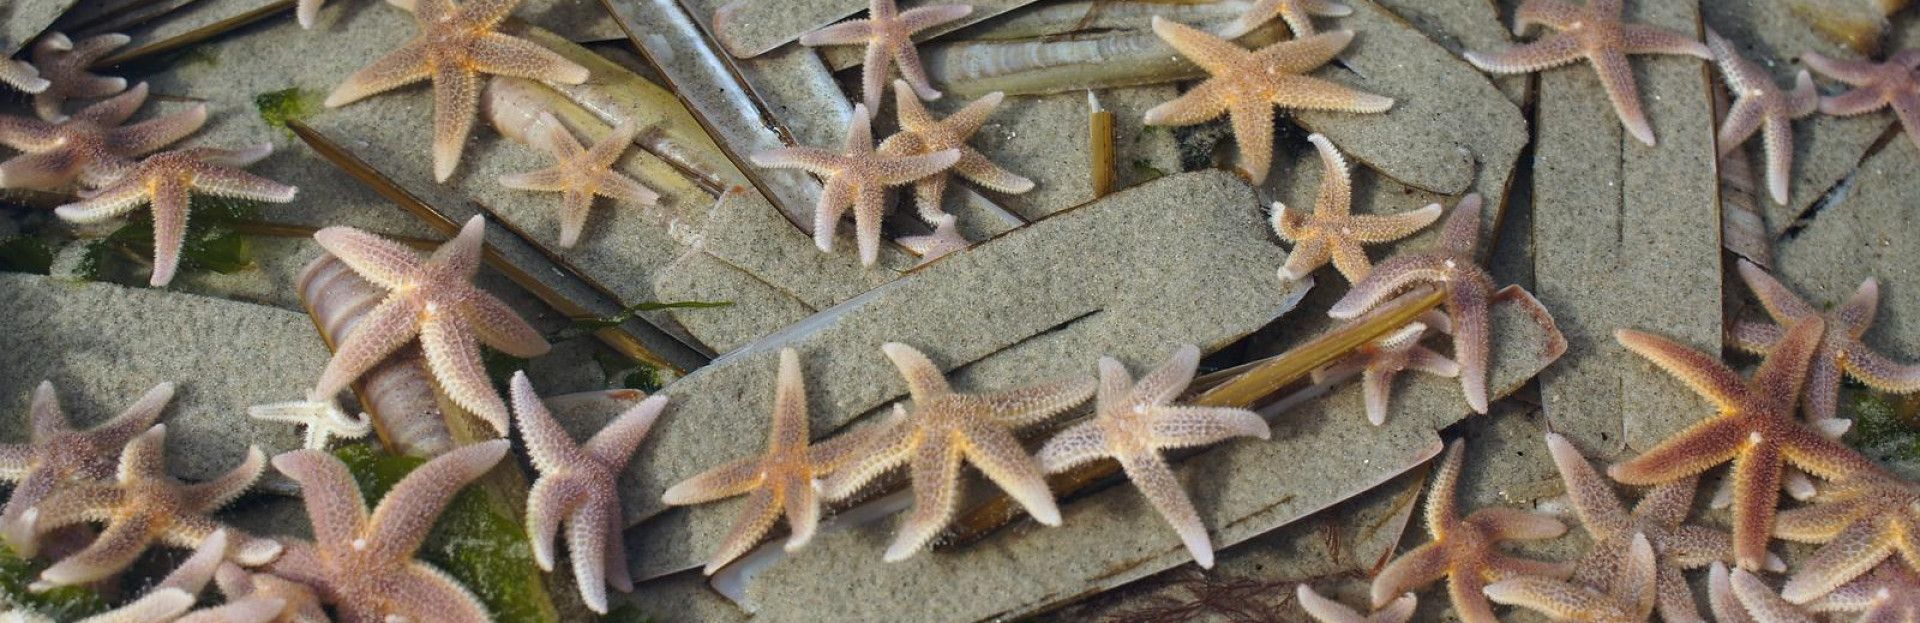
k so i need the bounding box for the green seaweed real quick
[79,196,263,283]
[254,88,320,134]
[1845,390,1920,466]
[0,544,110,620]
[0,236,54,274]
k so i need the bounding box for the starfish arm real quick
[871,149,962,186]
[662,457,766,505]
[1887,92,1920,153]
[1267,75,1395,113]
[1447,570,1499,623]
[1513,0,1586,32]
[1708,564,1759,623]
[897,4,971,33]
[467,33,590,85]
[1482,577,1619,621]
[1608,417,1745,485]
[1348,204,1445,243]
[1805,357,1845,428]
[592,170,660,206]
[749,146,848,176]
[498,166,569,192]
[1787,71,1820,119]
[1772,498,1867,543]
[881,342,952,400]
[1,150,90,191]
[1621,24,1712,58]
[1361,368,1399,426]
[0,115,58,150]
[1464,34,1585,74]
[961,422,1061,526]
[39,514,161,587]
[1146,406,1270,448]
[702,487,779,575]
[1760,115,1796,205]
[1783,520,1897,604]
[174,596,288,623]
[146,178,190,287]
[854,185,885,266]
[1149,17,1251,76]
[1035,423,1111,473]
[1325,254,1453,319]
[943,90,1005,137]
[0,60,47,94]
[1117,451,1214,568]
[323,40,432,107]
[1446,276,1494,414]
[582,395,665,468]
[811,177,856,252]
[182,447,267,511]
[366,440,508,561]
[1732,568,1819,621]
[421,317,513,434]
[1834,277,1882,336]
[602,507,633,593]
[1729,320,1785,354]
[1754,319,1827,410]
[52,178,152,224]
[981,376,1097,428]
[907,171,952,221]
[1253,29,1357,74]
[111,106,211,157]
[309,297,424,402]
[157,528,229,593]
[310,226,424,289]
[509,373,585,471]
[1655,563,1708,623]
[1802,53,1885,84]
[1717,98,1765,156]
[565,498,616,613]
[0,471,63,554]
[297,0,324,27]
[1465,508,1567,541]
[390,564,494,623]
[1406,347,1461,377]
[1424,440,1466,535]
[90,382,178,447]
[1843,343,1920,393]
[429,65,482,182]
[271,450,373,551]
[817,412,913,500]
[1328,239,1374,285]
[1635,476,1702,528]
[1142,79,1233,127]
[1543,433,1632,537]
[1295,584,1375,623]
[1590,51,1658,146]
[1737,260,1819,323]
[1228,100,1277,184]
[950,151,1033,194]
[15,483,118,552]
[1371,543,1448,608]
[1133,345,1202,406]
[780,470,821,553]
[1728,443,1785,570]
[886,434,964,562]
[84,589,197,623]
[1821,86,1893,117]
[889,39,942,102]
[456,292,550,358]
[1614,329,1750,409]
[1279,236,1331,282]
[525,475,586,572]
[66,83,145,128]
[797,19,877,46]
[558,189,593,248]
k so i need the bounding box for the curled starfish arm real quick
[323,41,431,107]
[52,181,154,223]
[887,437,964,562]
[1298,584,1407,623]
[1326,256,1452,319]
[1371,543,1447,608]
[960,423,1061,526]
[248,401,372,449]
[309,297,425,401]
[509,373,583,473]
[1147,407,1270,447]
[457,294,551,358]
[182,447,267,510]
[526,476,584,571]
[1465,35,1585,74]
[1844,344,1920,392]
[1732,567,1819,622]
[1118,451,1213,567]
[884,342,953,400]
[312,226,423,289]
[39,515,164,588]
[367,440,509,561]
[817,412,912,500]
[0,60,48,94]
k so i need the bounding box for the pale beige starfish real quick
[246,400,373,450]
[1707,29,1817,206]
[1803,49,1920,153]
[0,82,208,191]
[797,0,972,112]
[819,342,1095,561]
[1297,584,1415,623]
[55,145,297,287]
[750,104,960,266]
[1711,563,1819,623]
[325,0,590,181]
[1274,133,1441,284]
[499,112,660,248]
[308,216,552,434]
[1311,313,1458,426]
[213,562,330,623]
[897,214,969,265]
[879,80,1032,222]
[0,59,48,94]
[1464,0,1711,146]
[1220,0,1354,39]
[511,372,664,613]
[27,32,129,121]
[0,381,171,557]
[1144,18,1392,185]
[1482,532,1657,623]
[1771,471,1920,604]
[1806,560,1920,623]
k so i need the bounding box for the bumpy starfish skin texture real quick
[0,82,208,191]
[214,562,331,623]
[1275,133,1442,284]
[499,113,660,248]
[266,441,508,623]
[0,59,48,94]
[308,216,552,434]
[879,80,1033,222]
[27,33,130,121]
[797,0,971,112]
[24,425,279,589]
[1329,193,1500,414]
[663,349,882,574]
[1296,584,1415,623]
[819,342,1095,562]
[1711,563,1819,623]
[81,528,235,623]
[898,214,969,265]
[0,381,171,557]
[1483,532,1657,623]
[1311,314,1459,426]
[1143,19,1391,185]
[750,104,960,266]
[1608,319,1882,571]
[1463,0,1712,146]
[55,145,297,287]
[1730,260,1920,431]
[1807,561,1920,623]
[1220,0,1354,39]
[1035,345,1269,569]
[511,372,664,613]
[246,401,373,450]
[1770,472,1920,604]
[325,0,590,182]
[1707,30,1817,205]
[1372,441,1571,623]
[1804,49,1920,153]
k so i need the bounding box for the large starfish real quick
[1275,133,1441,284]
[818,342,1095,562]
[750,104,960,266]
[1311,313,1459,426]
[1296,584,1415,623]
[1803,49,1920,153]
[1371,440,1571,623]
[1806,560,1920,623]
[23,424,280,589]
[0,59,47,94]
[55,145,297,287]
[1770,471,1920,604]
[662,348,881,574]
[0,82,208,191]
[1143,18,1392,185]
[1463,0,1711,146]
[213,562,331,623]
[1220,0,1354,39]
[265,441,506,622]
[498,113,659,249]
[511,372,664,614]
[1707,29,1817,206]
[1730,260,1920,433]
[879,80,1033,222]
[1482,532,1657,623]
[26,32,129,121]
[1034,344,1269,569]
[796,0,971,112]
[325,0,590,182]
[0,381,171,557]
[307,216,552,434]
[1710,563,1819,623]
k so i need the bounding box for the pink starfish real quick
[1803,49,1920,153]
[1710,563,1820,623]
[1707,29,1817,206]
[1310,313,1458,426]
[1771,472,1920,604]
[0,82,208,191]
[1482,532,1657,623]
[0,59,48,94]
[797,0,972,112]
[26,32,130,121]
[1807,561,1920,623]
[1274,133,1442,285]
[1729,259,1920,436]
[0,381,172,557]
[879,79,1033,222]
[498,113,660,249]
[75,528,244,623]
[213,562,330,623]
[1297,584,1415,623]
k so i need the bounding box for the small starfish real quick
[1770,472,1920,604]
[878,80,1033,222]
[499,112,660,249]
[511,372,665,614]
[1607,318,1882,571]
[1482,532,1657,623]
[1730,259,1920,435]
[1707,29,1817,206]
[26,32,130,121]
[898,214,970,265]
[325,0,590,182]
[662,348,881,574]
[246,401,373,450]
[796,0,972,112]
[1329,193,1500,414]
[308,216,553,435]
[213,562,330,623]
[1274,133,1442,284]
[1806,561,1920,623]
[818,342,1095,562]
[1463,0,1711,146]
[265,441,506,622]
[1219,0,1354,39]
[1035,344,1269,569]
[1371,440,1571,623]
[0,59,48,94]
[0,82,208,191]
[1296,584,1415,623]
[1803,49,1920,153]
[1710,563,1820,623]
[750,104,960,266]
[1311,313,1459,426]
[0,381,172,557]
[1143,18,1392,185]
[55,145,297,287]
[23,424,281,589]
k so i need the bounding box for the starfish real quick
[796,0,972,112]
[307,216,552,434]
[1710,563,1820,623]
[1296,584,1415,623]
[1806,561,1920,623]
[297,0,331,29]
[1463,0,1711,146]
[22,424,281,589]
[73,528,238,623]
[0,381,172,557]
[1143,18,1392,185]
[1706,29,1817,206]
[1730,259,1920,434]
[54,145,297,287]
[1803,49,1920,153]
[1607,318,1883,571]
[750,104,960,266]
[878,80,1033,222]
[499,112,660,248]
[662,348,883,574]
[0,59,47,94]
[246,400,373,450]
[325,0,590,182]
[1275,133,1442,284]
[213,563,330,623]
[1219,0,1354,39]
[1311,313,1459,426]
[0,82,208,191]
[1329,193,1501,414]
[1770,471,1920,604]
[1034,344,1269,569]
[26,32,130,121]
[1371,440,1571,623]
[898,214,969,265]
[265,441,506,622]
[818,342,1095,562]
[1482,532,1657,623]
[511,372,665,613]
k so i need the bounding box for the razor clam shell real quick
[297,254,457,458]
